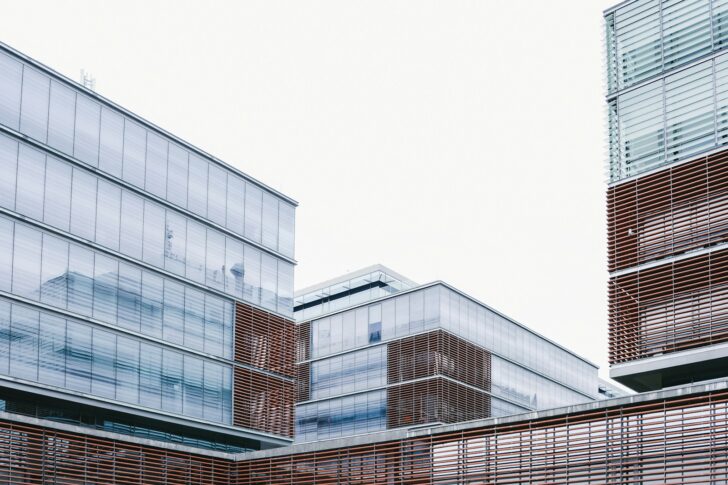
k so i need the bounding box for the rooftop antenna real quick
[80,69,96,91]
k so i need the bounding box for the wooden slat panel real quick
[233,367,294,438]
[234,304,295,378]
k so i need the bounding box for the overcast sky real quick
[0,0,620,380]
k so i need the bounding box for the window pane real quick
[207,164,227,226]
[9,305,39,381]
[144,132,168,198]
[163,280,185,346]
[0,135,17,211]
[120,191,144,260]
[187,155,208,217]
[70,169,97,241]
[12,224,42,300]
[16,144,46,222]
[141,271,163,339]
[203,361,223,422]
[122,120,146,188]
[262,193,279,251]
[162,349,183,414]
[183,355,204,418]
[47,81,75,153]
[92,253,118,323]
[19,66,49,142]
[44,157,72,232]
[204,295,224,356]
[117,263,141,332]
[243,246,261,305]
[226,175,245,235]
[167,143,188,208]
[278,202,295,258]
[185,221,206,284]
[0,51,22,130]
[38,313,66,386]
[244,183,262,243]
[0,219,13,293]
[99,107,124,178]
[67,244,94,316]
[261,253,277,311]
[224,238,244,299]
[164,211,187,276]
[73,95,101,166]
[65,320,92,393]
[142,202,165,267]
[95,180,121,251]
[40,234,69,309]
[278,262,293,316]
[139,342,162,409]
[91,328,116,398]
[184,288,205,352]
[205,229,225,291]
[116,336,140,404]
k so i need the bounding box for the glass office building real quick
[605,0,728,391]
[294,266,598,442]
[0,41,296,451]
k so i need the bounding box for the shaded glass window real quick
[278,202,295,258]
[117,263,142,332]
[185,221,206,284]
[205,230,226,292]
[164,211,187,276]
[15,144,46,222]
[162,280,185,346]
[12,224,41,300]
[122,120,146,188]
[0,51,22,130]
[70,169,98,241]
[187,155,208,218]
[225,175,245,236]
[120,191,144,260]
[65,320,92,393]
[43,156,72,232]
[67,244,94,317]
[92,253,118,324]
[166,143,188,208]
[183,355,204,418]
[40,234,69,309]
[95,180,121,251]
[162,349,183,414]
[0,302,8,374]
[116,336,140,404]
[262,193,279,251]
[47,81,75,154]
[243,246,261,305]
[140,342,162,409]
[145,132,168,198]
[142,202,165,268]
[19,66,49,142]
[9,305,39,381]
[224,238,244,299]
[204,295,224,357]
[38,313,66,387]
[260,253,277,311]
[141,272,164,339]
[0,135,17,211]
[244,183,262,243]
[92,328,116,399]
[184,288,205,352]
[207,164,227,226]
[98,107,124,178]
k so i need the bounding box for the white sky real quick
[0,0,621,380]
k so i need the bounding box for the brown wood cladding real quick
[238,388,728,484]
[233,367,294,438]
[295,321,310,363]
[0,419,232,484]
[234,303,295,378]
[386,377,491,429]
[609,248,728,364]
[387,330,491,392]
[607,147,728,272]
[296,362,310,402]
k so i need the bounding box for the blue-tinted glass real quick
[9,305,39,381]
[369,305,382,344]
[47,81,75,154]
[0,219,13,292]
[120,191,144,260]
[98,107,124,178]
[73,95,101,166]
[38,313,66,387]
[187,155,208,218]
[222,301,233,360]
[141,271,163,339]
[93,253,118,323]
[40,234,68,309]
[162,349,183,414]
[163,280,184,345]
[43,157,72,232]
[164,211,187,276]
[207,164,227,226]
[203,361,223,422]
[15,144,46,221]
[262,193,279,251]
[167,144,188,208]
[92,328,116,399]
[204,295,224,356]
[260,253,277,311]
[224,238,244,299]
[70,169,97,241]
[12,224,41,300]
[122,120,146,188]
[95,180,121,251]
[184,288,205,352]
[278,202,295,258]
[243,246,261,305]
[117,263,141,332]
[0,301,11,374]
[19,66,49,142]
[205,230,226,292]
[65,320,92,393]
[226,175,245,235]
[142,202,165,267]
[222,366,232,423]
[183,355,204,418]
[67,244,94,316]
[0,52,22,130]
[278,262,293,315]
[0,135,17,211]
[140,342,162,409]
[244,183,262,243]
[116,336,140,404]
[185,221,206,284]
[145,132,168,198]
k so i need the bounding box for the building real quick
[605,0,728,391]
[0,41,297,452]
[293,265,599,442]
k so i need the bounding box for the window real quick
[47,81,75,154]
[0,51,22,130]
[19,67,49,142]
[73,95,101,166]
[98,107,124,177]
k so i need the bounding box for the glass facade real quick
[0,50,295,259]
[606,0,728,181]
[295,390,386,442]
[0,132,293,316]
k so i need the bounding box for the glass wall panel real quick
[116,335,140,404]
[15,144,46,221]
[38,313,66,386]
[92,328,116,399]
[184,288,205,352]
[142,202,165,268]
[95,180,121,251]
[73,95,101,166]
[243,246,261,305]
[12,224,41,300]
[141,272,164,339]
[92,253,118,323]
[40,234,68,308]
[0,302,8,374]
[144,132,168,198]
[122,120,146,188]
[224,238,244,299]
[19,66,49,142]
[207,164,227,226]
[278,202,295,258]
[262,193,279,251]
[65,320,92,393]
[140,342,162,409]
[295,390,386,442]
[67,244,94,317]
[205,230,226,292]
[261,253,277,311]
[98,107,124,178]
[163,280,185,346]
[225,175,245,236]
[9,305,39,381]
[70,169,97,241]
[120,191,144,261]
[244,183,262,243]
[187,155,208,218]
[0,136,17,211]
[47,81,76,154]
[185,221,206,284]
[164,211,187,276]
[166,143,188,209]
[44,156,72,232]
[162,349,183,414]
[0,220,13,293]
[0,51,22,130]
